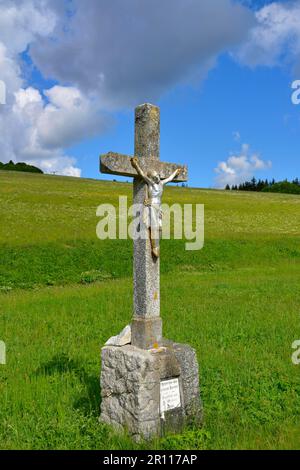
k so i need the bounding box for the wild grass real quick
[0,170,299,449]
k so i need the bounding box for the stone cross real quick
[100,104,201,440]
[100,103,188,349]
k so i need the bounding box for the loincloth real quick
[143,199,162,231]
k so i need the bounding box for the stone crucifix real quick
[100,103,188,349]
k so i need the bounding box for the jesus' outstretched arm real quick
[131,157,152,185]
[162,168,180,185]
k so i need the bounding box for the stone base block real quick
[100,340,202,440]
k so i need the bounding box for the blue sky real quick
[0,0,299,187]
[71,54,298,187]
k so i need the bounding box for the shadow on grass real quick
[35,353,101,417]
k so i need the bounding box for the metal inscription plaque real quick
[160,378,181,413]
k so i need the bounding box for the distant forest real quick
[226,178,300,195]
[0,160,43,174]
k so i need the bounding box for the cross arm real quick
[100,152,188,182]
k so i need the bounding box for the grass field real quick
[0,170,300,449]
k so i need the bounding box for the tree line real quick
[0,160,43,174]
[225,178,300,195]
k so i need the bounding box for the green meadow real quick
[0,170,299,449]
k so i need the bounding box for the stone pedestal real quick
[100,340,202,441]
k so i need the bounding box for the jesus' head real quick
[147,170,160,184]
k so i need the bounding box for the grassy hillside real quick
[0,170,300,449]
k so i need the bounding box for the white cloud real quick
[0,0,113,176]
[37,86,110,149]
[2,0,297,180]
[0,0,256,176]
[0,42,22,100]
[236,1,300,72]
[27,156,82,178]
[1,84,112,176]
[30,0,254,108]
[0,0,56,55]
[1,86,80,176]
[233,131,241,142]
[214,143,272,188]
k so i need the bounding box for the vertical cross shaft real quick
[131,104,162,349]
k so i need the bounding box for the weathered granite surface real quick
[135,103,160,161]
[100,104,187,349]
[100,153,188,182]
[133,174,161,323]
[100,345,161,440]
[173,342,203,425]
[132,104,161,348]
[105,325,131,347]
[131,317,162,350]
[100,340,202,440]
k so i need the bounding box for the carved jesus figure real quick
[131,156,180,258]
